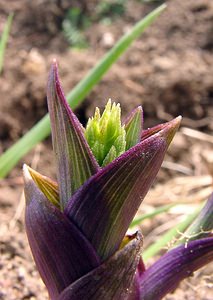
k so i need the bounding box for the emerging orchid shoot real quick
[23,61,213,300]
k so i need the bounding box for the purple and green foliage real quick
[24,62,213,300]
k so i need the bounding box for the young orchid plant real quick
[23,61,213,300]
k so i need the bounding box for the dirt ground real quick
[0,0,212,299]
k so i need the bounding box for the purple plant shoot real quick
[23,61,213,300]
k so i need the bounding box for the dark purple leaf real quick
[59,232,143,300]
[23,165,100,300]
[47,61,99,209]
[65,117,181,260]
[139,237,213,300]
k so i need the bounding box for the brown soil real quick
[0,0,212,299]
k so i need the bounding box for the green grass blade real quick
[175,194,213,245]
[65,4,166,110]
[130,203,176,228]
[0,4,166,178]
[142,204,202,262]
[0,13,13,74]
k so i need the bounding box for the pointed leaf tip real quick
[141,116,181,145]
[23,163,30,183]
[26,165,60,208]
[47,63,99,209]
[23,164,41,204]
[160,116,182,145]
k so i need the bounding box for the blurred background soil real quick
[0,0,212,299]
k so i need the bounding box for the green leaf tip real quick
[124,106,143,150]
[85,99,126,166]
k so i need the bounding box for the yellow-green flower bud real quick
[85,99,126,166]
